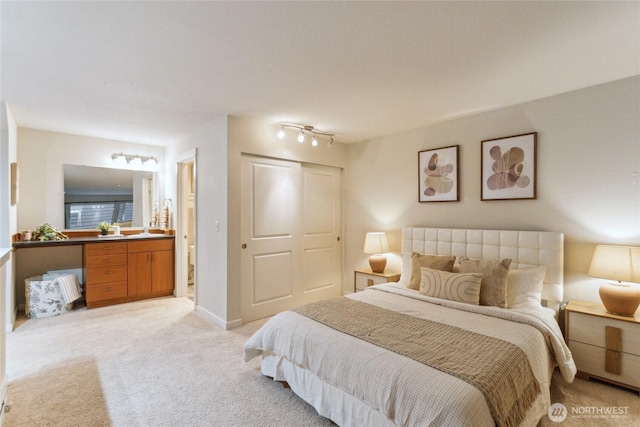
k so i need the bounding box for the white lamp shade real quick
[588,245,640,283]
[363,232,389,254]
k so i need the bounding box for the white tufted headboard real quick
[401,227,564,308]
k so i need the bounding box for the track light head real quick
[276,123,335,147]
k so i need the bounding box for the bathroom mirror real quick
[63,164,155,229]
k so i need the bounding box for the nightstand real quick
[354,269,401,292]
[565,300,640,394]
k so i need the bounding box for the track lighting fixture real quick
[111,152,157,167]
[276,124,336,147]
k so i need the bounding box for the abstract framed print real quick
[481,132,537,200]
[418,145,459,202]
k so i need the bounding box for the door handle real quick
[242,243,247,249]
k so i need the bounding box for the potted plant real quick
[32,223,68,241]
[97,221,111,235]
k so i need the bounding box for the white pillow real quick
[397,252,412,287]
[507,267,546,309]
[420,267,482,305]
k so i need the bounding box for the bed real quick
[244,227,576,426]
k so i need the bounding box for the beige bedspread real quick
[244,284,576,426]
[293,297,539,427]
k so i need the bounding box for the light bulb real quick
[129,155,142,167]
[298,130,305,143]
[277,127,285,139]
[311,135,318,147]
[144,157,157,166]
[112,153,126,165]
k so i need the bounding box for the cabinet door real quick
[152,250,174,293]
[128,252,152,296]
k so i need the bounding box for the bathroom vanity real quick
[13,231,175,309]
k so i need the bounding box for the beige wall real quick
[164,116,229,326]
[345,76,640,305]
[1,103,18,330]
[164,116,347,328]
[17,128,166,232]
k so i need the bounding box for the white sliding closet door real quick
[241,156,341,323]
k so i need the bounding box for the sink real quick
[128,233,167,238]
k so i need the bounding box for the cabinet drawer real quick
[85,242,128,256]
[569,340,640,388]
[128,238,174,253]
[355,272,389,291]
[86,265,128,284]
[568,312,640,356]
[86,281,128,303]
[85,253,127,268]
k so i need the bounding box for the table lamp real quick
[588,244,640,316]
[363,232,389,273]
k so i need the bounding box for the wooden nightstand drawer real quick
[570,341,640,388]
[354,270,401,292]
[568,311,640,356]
[565,300,640,394]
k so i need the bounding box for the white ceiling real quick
[1,1,638,146]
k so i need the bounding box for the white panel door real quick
[299,164,342,305]
[241,156,341,322]
[241,156,301,321]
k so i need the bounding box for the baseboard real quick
[195,304,242,330]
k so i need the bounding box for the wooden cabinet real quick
[84,237,174,308]
[354,269,401,292]
[565,300,640,394]
[128,239,174,297]
[85,241,128,306]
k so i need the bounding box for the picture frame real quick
[481,132,537,201]
[418,145,459,202]
[11,162,19,206]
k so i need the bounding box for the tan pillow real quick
[420,267,482,305]
[458,257,512,308]
[409,252,456,290]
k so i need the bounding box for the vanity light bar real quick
[112,153,157,166]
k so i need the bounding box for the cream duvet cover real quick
[244,284,576,427]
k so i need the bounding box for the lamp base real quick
[368,254,387,274]
[599,282,640,316]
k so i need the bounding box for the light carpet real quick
[5,297,639,426]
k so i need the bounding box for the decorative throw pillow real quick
[507,267,546,309]
[458,257,512,308]
[420,267,482,305]
[409,252,456,290]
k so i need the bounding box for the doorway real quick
[177,150,196,303]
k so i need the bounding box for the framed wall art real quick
[481,132,537,201]
[11,162,19,206]
[418,145,459,202]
